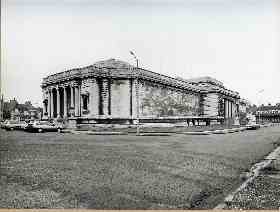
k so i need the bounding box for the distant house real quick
[4,99,42,121]
[10,108,21,121]
[255,104,280,123]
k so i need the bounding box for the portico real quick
[42,78,116,120]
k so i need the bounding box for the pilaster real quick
[131,78,138,118]
[101,79,109,116]
[89,78,99,116]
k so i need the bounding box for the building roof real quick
[187,76,224,87]
[93,58,134,69]
[42,58,240,98]
[257,105,280,111]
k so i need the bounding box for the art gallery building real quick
[41,59,240,127]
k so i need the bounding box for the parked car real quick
[0,120,8,129]
[25,121,64,133]
[246,124,261,130]
[2,120,25,131]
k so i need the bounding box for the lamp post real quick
[257,89,264,124]
[130,51,140,135]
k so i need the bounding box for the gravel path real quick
[225,147,280,209]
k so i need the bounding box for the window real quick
[82,94,89,111]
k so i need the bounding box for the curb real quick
[212,129,228,134]
[86,131,127,135]
[136,133,172,136]
[179,125,263,136]
[214,145,280,209]
[69,130,127,135]
[178,131,212,135]
[63,125,266,136]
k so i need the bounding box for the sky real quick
[1,0,280,106]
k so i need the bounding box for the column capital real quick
[87,78,97,83]
[60,83,70,88]
[70,80,81,87]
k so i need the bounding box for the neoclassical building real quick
[41,59,240,126]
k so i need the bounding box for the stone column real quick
[79,85,81,116]
[89,78,99,116]
[42,90,47,118]
[101,79,109,116]
[56,86,61,118]
[224,99,228,118]
[230,102,233,118]
[69,85,74,117]
[70,86,74,108]
[74,86,79,116]
[227,100,230,118]
[50,89,54,118]
[81,95,84,115]
[63,86,67,117]
[232,102,235,118]
[233,102,235,118]
[228,101,231,118]
[42,102,46,118]
[229,101,232,118]
[48,90,51,119]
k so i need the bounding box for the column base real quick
[68,118,78,129]
[42,116,49,121]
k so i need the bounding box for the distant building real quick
[41,58,242,127]
[0,95,3,121]
[255,104,280,123]
[3,99,42,121]
[239,98,250,113]
[10,108,21,121]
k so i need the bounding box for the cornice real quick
[41,64,239,98]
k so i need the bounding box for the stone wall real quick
[139,81,200,117]
[80,78,99,117]
[111,79,131,118]
[203,93,219,117]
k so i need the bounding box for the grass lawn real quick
[1,126,280,209]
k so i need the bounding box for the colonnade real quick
[224,99,236,118]
[43,84,80,119]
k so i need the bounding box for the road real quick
[0,126,280,209]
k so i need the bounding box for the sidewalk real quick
[222,144,280,209]
[66,123,270,135]
[63,123,271,136]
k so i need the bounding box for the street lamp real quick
[257,89,264,124]
[130,51,140,135]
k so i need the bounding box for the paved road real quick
[0,126,280,209]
